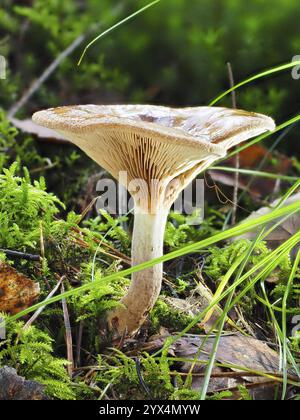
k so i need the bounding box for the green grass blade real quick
[210,166,299,182]
[157,230,300,356]
[281,249,300,399]
[78,0,161,65]
[209,60,300,106]
[199,231,266,400]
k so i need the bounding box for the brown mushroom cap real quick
[32,104,274,148]
[33,104,275,211]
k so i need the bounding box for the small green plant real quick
[70,262,129,352]
[205,239,292,314]
[84,210,130,253]
[149,299,196,333]
[0,111,46,173]
[0,162,63,250]
[206,240,270,279]
[96,349,180,400]
[164,209,222,250]
[0,314,75,400]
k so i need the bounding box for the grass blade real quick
[78,0,161,65]
[210,166,299,182]
[281,249,300,399]
[209,60,300,106]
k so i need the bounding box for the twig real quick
[61,283,74,378]
[76,321,84,368]
[23,276,64,329]
[170,370,298,382]
[70,225,131,263]
[0,248,41,262]
[7,31,91,119]
[78,196,101,224]
[227,62,239,225]
[30,159,58,174]
[208,379,279,395]
[135,358,154,399]
[8,2,125,119]
[73,365,299,384]
[39,220,45,261]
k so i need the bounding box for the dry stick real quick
[210,379,279,395]
[70,225,132,263]
[30,159,58,174]
[0,248,40,261]
[78,196,101,225]
[61,283,74,377]
[76,321,84,368]
[73,365,299,384]
[227,62,239,225]
[23,276,65,330]
[39,220,45,261]
[7,32,89,119]
[70,233,130,263]
[168,370,297,381]
[7,2,124,119]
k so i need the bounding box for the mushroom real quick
[32,104,275,335]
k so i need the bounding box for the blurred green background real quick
[0,0,299,168]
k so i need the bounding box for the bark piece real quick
[0,367,47,400]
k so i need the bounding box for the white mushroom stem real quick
[108,206,169,335]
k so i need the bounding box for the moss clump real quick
[0,315,76,400]
[149,299,195,333]
[0,162,63,250]
[96,350,181,400]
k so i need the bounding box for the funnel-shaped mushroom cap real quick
[33,105,275,211]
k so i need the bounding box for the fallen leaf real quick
[0,366,47,400]
[9,117,69,144]
[0,262,40,314]
[140,333,295,399]
[175,334,280,375]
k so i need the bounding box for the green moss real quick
[149,299,196,333]
[0,162,63,250]
[70,263,129,353]
[83,210,131,254]
[205,239,292,282]
[96,350,179,400]
[164,209,223,250]
[0,314,76,400]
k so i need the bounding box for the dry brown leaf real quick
[142,333,292,398]
[0,262,40,314]
[143,333,283,376]
[175,334,280,375]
